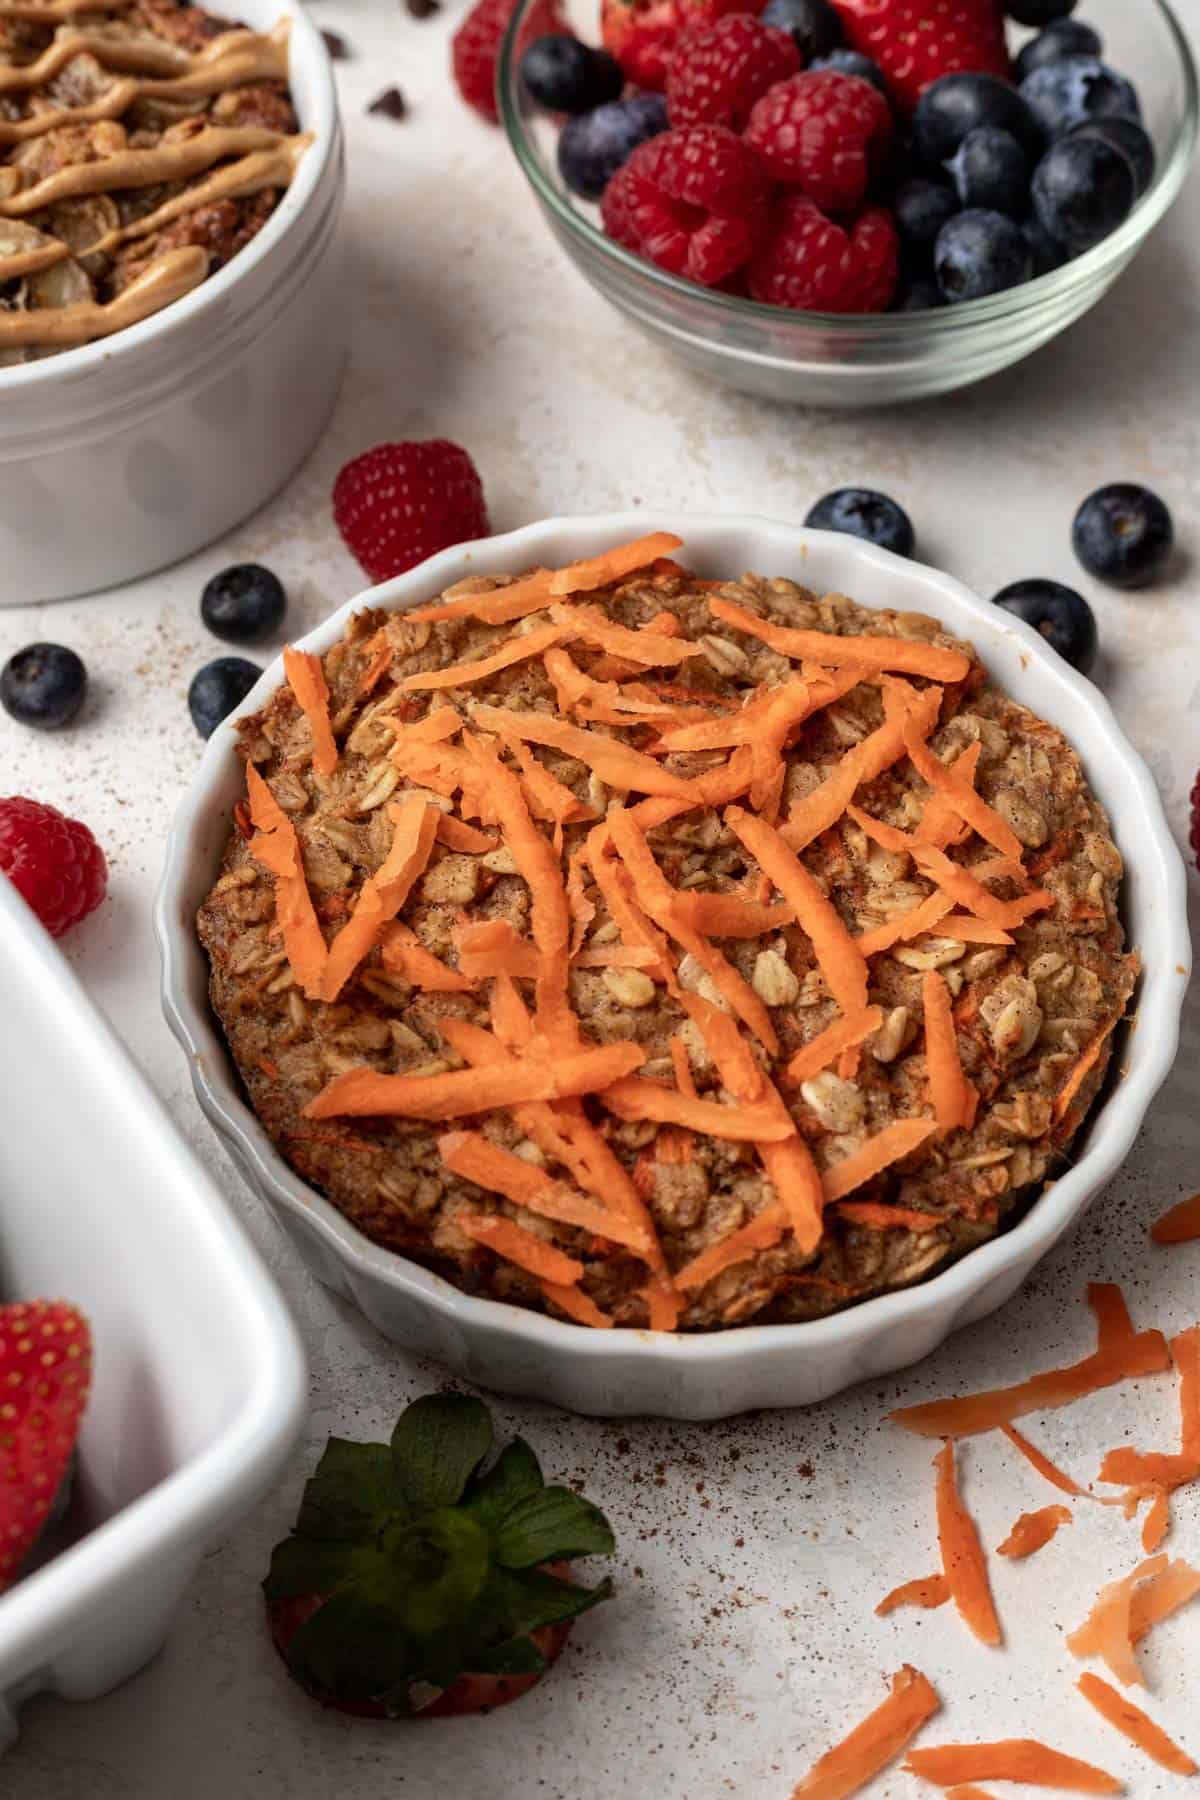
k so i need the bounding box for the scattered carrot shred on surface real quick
[923,970,969,1134]
[1098,1324,1200,1493]
[399,622,568,692]
[1140,1487,1171,1552]
[1076,1673,1198,1776]
[1000,1424,1093,1500]
[875,1575,950,1616]
[890,1283,1170,1438]
[538,1280,614,1329]
[789,1665,941,1800]
[1129,1558,1200,1643]
[304,1042,644,1121]
[942,1788,999,1800]
[783,1008,883,1087]
[245,763,328,999]
[822,1119,938,1205]
[457,1212,584,1285]
[708,596,970,684]
[282,646,338,778]
[1066,1552,1168,1687]
[380,922,474,992]
[319,798,439,1003]
[996,1504,1072,1559]
[904,1740,1121,1793]
[933,1442,1002,1646]
[1151,1191,1200,1244]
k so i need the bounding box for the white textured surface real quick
[2,0,1200,1790]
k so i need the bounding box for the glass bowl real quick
[499,0,1197,407]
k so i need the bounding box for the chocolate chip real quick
[368,85,408,120]
[405,0,440,16]
[320,27,349,57]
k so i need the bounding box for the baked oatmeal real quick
[0,0,309,363]
[198,532,1138,1333]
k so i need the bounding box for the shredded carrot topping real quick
[935,915,1014,946]
[437,1130,650,1252]
[905,1741,1121,1793]
[601,1077,795,1143]
[319,797,439,1003]
[305,1041,645,1121]
[436,814,500,854]
[781,685,943,853]
[1151,1191,1200,1245]
[547,531,685,596]
[379,922,474,992]
[890,1284,1171,1437]
[857,890,955,957]
[910,842,1053,929]
[550,600,697,668]
[822,1120,938,1205]
[875,1575,950,1616]
[283,645,338,778]
[836,1203,944,1231]
[916,740,981,849]
[245,763,328,999]
[789,1664,941,1800]
[783,1008,883,1088]
[456,918,543,982]
[457,1212,584,1285]
[539,1280,614,1329]
[670,1035,697,1099]
[708,596,971,684]
[1053,1010,1123,1124]
[923,970,969,1134]
[760,1133,825,1255]
[674,1202,787,1293]
[473,704,696,801]
[407,568,558,626]
[934,1442,1002,1646]
[889,690,1023,863]
[399,622,570,692]
[996,1504,1072,1559]
[1076,1673,1197,1777]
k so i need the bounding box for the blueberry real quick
[1068,115,1155,197]
[1006,0,1077,25]
[948,127,1030,217]
[201,563,287,645]
[760,0,841,62]
[1023,211,1068,275]
[993,579,1097,675]
[804,489,915,558]
[0,642,87,730]
[934,209,1033,302]
[1014,19,1103,84]
[1032,135,1134,253]
[893,176,958,250]
[188,657,262,739]
[558,93,667,201]
[913,73,1043,166]
[1019,56,1140,139]
[891,274,946,311]
[520,36,623,114]
[810,49,887,95]
[1073,484,1174,590]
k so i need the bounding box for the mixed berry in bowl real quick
[506,0,1157,315]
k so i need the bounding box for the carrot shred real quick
[726,807,869,1017]
[1000,1424,1092,1499]
[549,601,697,668]
[781,686,943,853]
[671,891,794,939]
[456,919,543,982]
[438,1130,650,1253]
[399,622,569,692]
[760,1133,826,1255]
[435,814,499,854]
[379,922,475,992]
[305,1040,644,1121]
[891,696,1023,863]
[355,640,393,698]
[1076,1673,1197,1777]
[1129,1557,1200,1644]
[245,764,328,999]
[1068,1553,1169,1687]
[408,568,558,626]
[904,1741,1121,1793]
[601,1077,795,1144]
[934,1442,1002,1646]
[1098,1324,1200,1493]
[539,1280,614,1329]
[935,915,1014,946]
[892,1284,1170,1438]
[669,1035,697,1100]
[910,843,1053,929]
[836,1203,944,1231]
[923,970,969,1134]
[674,1202,787,1293]
[393,706,465,744]
[789,1664,941,1800]
[783,1008,883,1087]
[457,1212,584,1285]
[547,531,685,596]
[565,847,596,954]
[875,1575,950,1616]
[1052,1011,1123,1124]
[283,646,338,778]
[1151,1191,1200,1245]
[996,1503,1072,1559]
[822,1120,938,1205]
[473,704,696,801]
[943,1788,999,1800]
[572,944,658,970]
[1141,1487,1171,1552]
[708,596,970,684]
[319,798,440,1002]
[858,891,955,957]
[642,1279,680,1331]
[917,741,982,849]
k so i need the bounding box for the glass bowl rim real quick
[498,0,1199,337]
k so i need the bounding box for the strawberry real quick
[0,1301,92,1592]
[263,1394,615,1717]
[601,0,766,93]
[332,439,490,586]
[827,0,1010,112]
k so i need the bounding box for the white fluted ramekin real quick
[156,514,1190,1419]
[0,0,344,605]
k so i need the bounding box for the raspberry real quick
[828,0,1009,112]
[601,0,766,93]
[600,124,771,287]
[1191,771,1200,873]
[0,798,108,939]
[744,69,892,213]
[452,0,569,122]
[748,194,899,311]
[333,440,490,585]
[666,14,801,132]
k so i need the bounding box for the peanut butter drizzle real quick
[0,242,206,345]
[3,123,291,215]
[0,25,292,142]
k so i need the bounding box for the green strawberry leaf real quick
[391,1394,493,1511]
[284,1588,415,1705]
[296,1439,399,1541]
[494,1486,616,1568]
[490,1566,615,1637]
[470,1635,548,1678]
[464,1436,544,1528]
[380,1509,492,1640]
[262,1534,363,1604]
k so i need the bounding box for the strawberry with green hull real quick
[264,1394,615,1717]
[0,1300,92,1592]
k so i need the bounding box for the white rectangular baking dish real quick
[0,875,306,1752]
